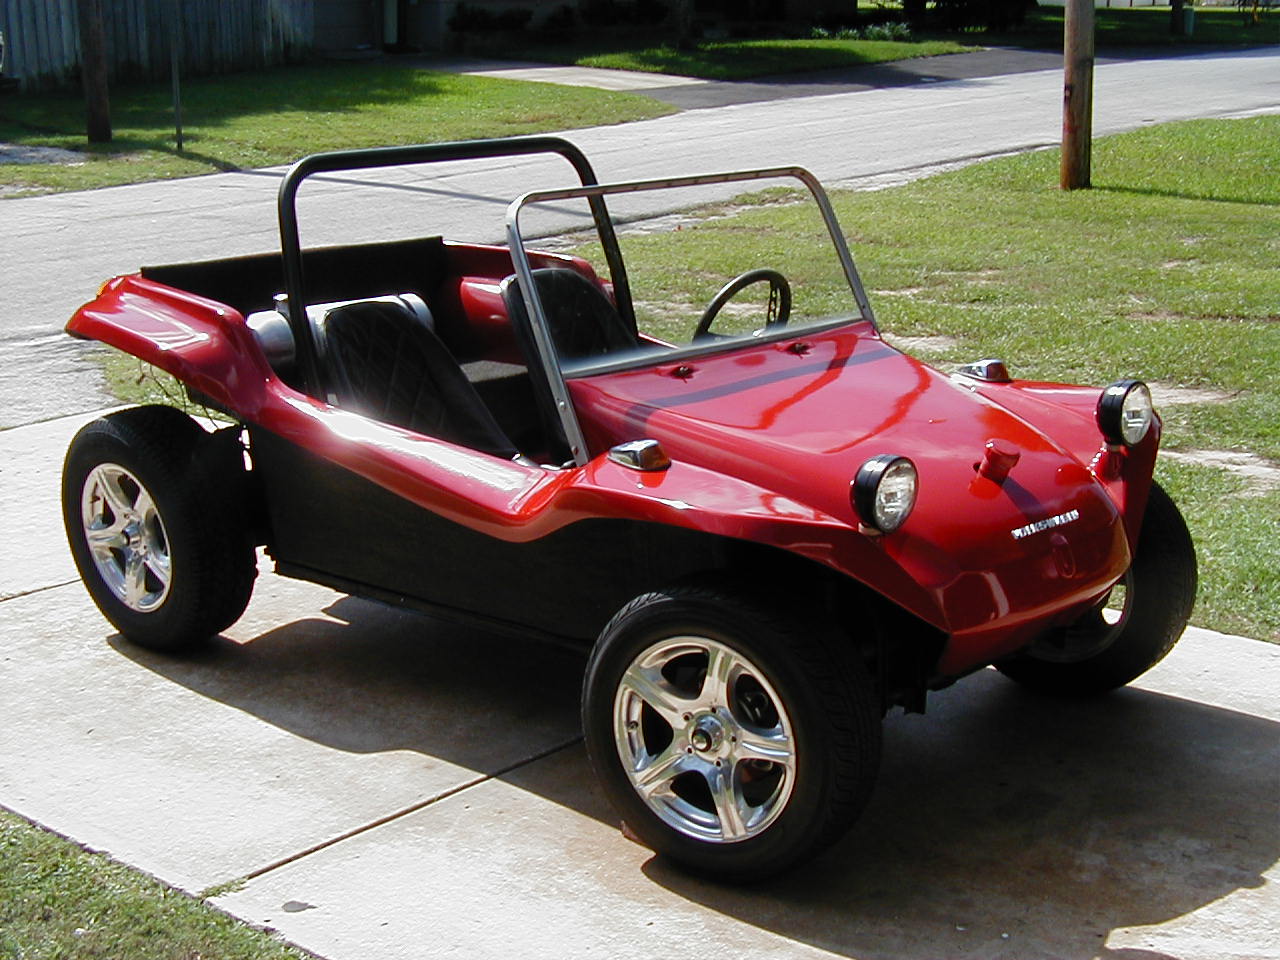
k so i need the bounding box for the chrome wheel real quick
[80,462,171,613]
[613,636,796,843]
[63,406,258,651]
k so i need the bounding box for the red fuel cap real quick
[978,440,1021,483]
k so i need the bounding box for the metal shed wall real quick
[0,0,314,90]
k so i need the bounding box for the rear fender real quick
[67,275,273,421]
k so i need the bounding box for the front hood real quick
[569,327,1130,645]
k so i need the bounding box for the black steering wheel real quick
[693,269,792,342]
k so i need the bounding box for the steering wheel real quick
[693,269,792,342]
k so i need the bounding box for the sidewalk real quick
[2,410,1277,959]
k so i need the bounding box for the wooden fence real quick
[0,0,315,90]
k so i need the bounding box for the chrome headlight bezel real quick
[852,455,918,535]
[1096,379,1154,447]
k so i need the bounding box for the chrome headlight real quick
[852,455,917,534]
[1097,379,1153,447]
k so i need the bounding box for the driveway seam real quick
[1,579,80,603]
[239,734,585,883]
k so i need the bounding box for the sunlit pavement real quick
[2,410,1276,960]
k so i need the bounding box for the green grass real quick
[0,809,305,960]
[0,62,674,197]
[833,116,1280,458]
[496,6,1275,80]
[983,4,1280,48]
[1155,458,1279,642]
[512,35,968,80]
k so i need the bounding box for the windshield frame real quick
[504,166,877,468]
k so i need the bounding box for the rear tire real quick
[997,482,1196,694]
[582,581,881,881]
[62,405,256,652]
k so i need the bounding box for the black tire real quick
[581,581,881,881]
[997,481,1197,695]
[62,405,257,652]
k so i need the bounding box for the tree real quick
[672,0,697,49]
[76,0,111,143]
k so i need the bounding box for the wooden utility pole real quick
[1060,0,1095,190]
[76,0,112,143]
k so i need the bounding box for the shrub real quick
[809,22,912,40]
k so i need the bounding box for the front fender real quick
[966,378,1160,553]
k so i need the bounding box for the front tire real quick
[997,481,1197,694]
[62,405,257,652]
[582,581,881,881]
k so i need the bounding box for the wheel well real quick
[691,537,947,715]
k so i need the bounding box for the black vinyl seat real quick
[502,268,636,361]
[316,299,519,460]
[501,268,636,463]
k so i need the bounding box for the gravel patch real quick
[1160,449,1280,497]
[1149,383,1237,407]
[0,143,84,165]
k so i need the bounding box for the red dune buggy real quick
[62,137,1196,880]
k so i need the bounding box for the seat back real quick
[317,299,518,460]
[501,268,636,464]
[505,268,635,361]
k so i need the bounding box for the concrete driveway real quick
[2,411,1277,960]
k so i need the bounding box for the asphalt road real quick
[2,46,1278,428]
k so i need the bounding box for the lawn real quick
[500,5,1276,79]
[0,809,307,960]
[987,3,1280,48]
[0,62,674,197]
[507,35,969,80]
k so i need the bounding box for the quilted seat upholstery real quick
[317,299,518,460]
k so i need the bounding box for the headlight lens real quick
[1096,379,1154,447]
[852,455,917,534]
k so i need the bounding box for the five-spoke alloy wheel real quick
[80,462,173,614]
[63,405,257,652]
[613,635,797,844]
[583,581,881,881]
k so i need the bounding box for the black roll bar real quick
[277,135,633,399]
